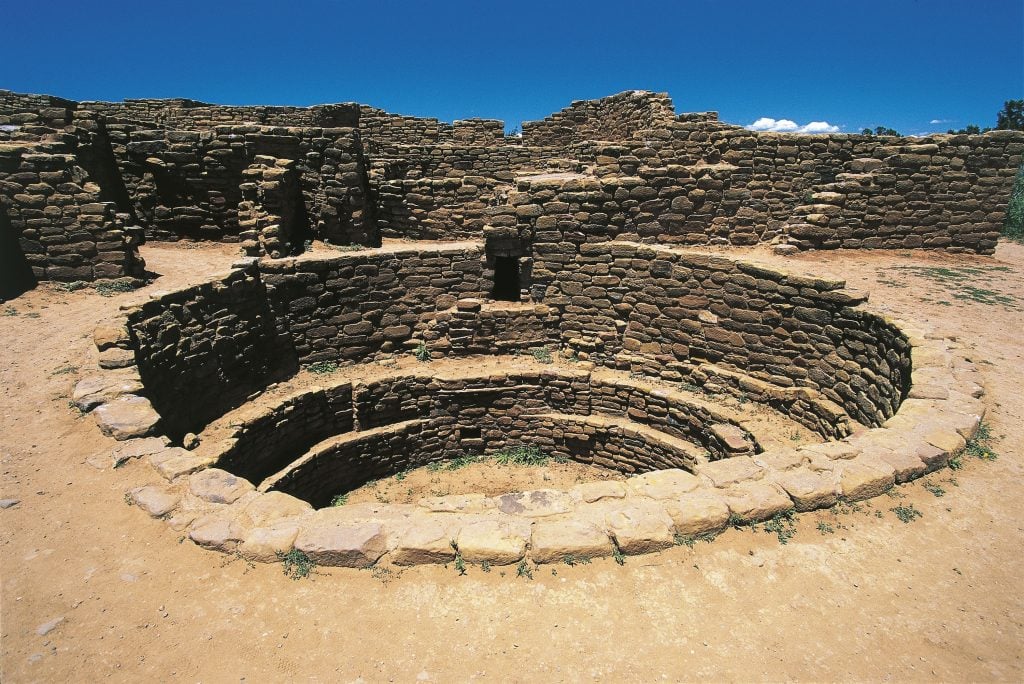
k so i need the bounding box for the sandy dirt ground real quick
[1,240,1022,682]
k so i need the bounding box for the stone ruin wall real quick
[2,88,1022,293]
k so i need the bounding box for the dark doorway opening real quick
[0,210,36,300]
[491,256,520,301]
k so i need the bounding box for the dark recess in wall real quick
[0,210,36,300]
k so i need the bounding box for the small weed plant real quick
[892,503,923,523]
[493,445,548,466]
[516,559,533,579]
[330,493,349,507]
[612,547,625,566]
[763,511,797,544]
[414,342,430,362]
[278,549,315,579]
[530,346,553,364]
[923,481,946,497]
[816,521,835,535]
[307,360,339,374]
[95,280,135,297]
[966,421,998,461]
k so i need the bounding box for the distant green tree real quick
[996,99,1024,131]
[947,124,985,134]
[861,126,901,137]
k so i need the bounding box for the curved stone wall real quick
[75,245,989,571]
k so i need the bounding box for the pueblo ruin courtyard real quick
[1,89,1023,680]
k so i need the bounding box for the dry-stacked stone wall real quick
[521,90,676,146]
[237,156,304,258]
[77,98,360,129]
[4,87,1020,287]
[125,262,297,438]
[506,179,910,428]
[94,123,373,247]
[0,140,145,282]
[76,242,990,570]
[259,245,489,364]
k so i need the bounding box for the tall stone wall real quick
[124,262,297,438]
[0,140,145,283]
[96,122,374,247]
[78,98,360,129]
[509,179,912,427]
[259,245,489,364]
[521,90,677,146]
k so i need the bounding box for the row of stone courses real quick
[74,285,984,568]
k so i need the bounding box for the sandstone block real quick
[663,490,730,536]
[295,520,388,568]
[627,469,700,499]
[604,500,675,555]
[93,396,160,440]
[189,515,246,552]
[129,485,180,518]
[530,519,612,563]
[239,523,302,563]
[98,347,136,369]
[189,468,254,504]
[837,458,895,501]
[771,468,838,511]
[391,518,457,565]
[569,481,626,503]
[496,489,573,517]
[93,324,130,351]
[73,371,144,413]
[241,491,313,526]
[723,482,794,522]
[697,457,763,488]
[150,448,210,481]
[455,518,530,564]
[871,449,927,483]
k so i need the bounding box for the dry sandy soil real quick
[1,240,1022,682]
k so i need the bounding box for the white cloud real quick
[929,118,952,125]
[745,117,840,134]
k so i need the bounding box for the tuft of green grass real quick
[94,280,135,297]
[452,543,467,576]
[816,521,835,535]
[414,342,430,362]
[307,360,339,375]
[763,511,797,545]
[444,453,483,470]
[563,554,592,566]
[516,559,533,579]
[2,306,18,316]
[493,445,548,466]
[530,346,553,364]
[278,549,315,579]
[892,504,923,524]
[480,560,491,573]
[965,420,998,461]
[612,546,626,566]
[674,532,696,548]
[924,481,946,497]
[329,493,348,507]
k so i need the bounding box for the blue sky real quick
[1,0,1021,135]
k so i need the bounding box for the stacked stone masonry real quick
[11,84,1000,570]
[72,231,987,569]
[4,87,1020,291]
